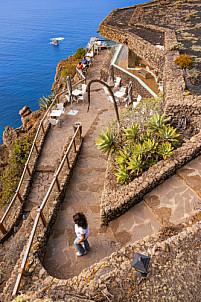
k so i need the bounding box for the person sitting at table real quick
[81,57,88,69]
[77,61,84,72]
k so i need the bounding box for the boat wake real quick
[51,37,64,41]
[50,37,64,45]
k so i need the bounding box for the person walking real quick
[73,213,90,256]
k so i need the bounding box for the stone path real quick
[42,50,201,279]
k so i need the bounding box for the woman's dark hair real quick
[79,61,82,64]
[73,213,88,229]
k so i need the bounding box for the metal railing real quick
[0,78,86,237]
[12,123,82,297]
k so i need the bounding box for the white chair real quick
[114,77,121,87]
[103,86,109,95]
[82,84,87,94]
[133,95,142,108]
[137,95,142,102]
[107,96,114,103]
[57,103,65,113]
[49,118,58,126]
[119,86,127,95]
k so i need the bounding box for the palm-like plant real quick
[38,95,54,110]
[143,138,158,154]
[127,155,143,175]
[133,143,146,157]
[146,113,170,133]
[157,125,180,143]
[123,123,139,142]
[115,147,131,166]
[158,142,174,159]
[96,128,118,156]
[115,164,129,185]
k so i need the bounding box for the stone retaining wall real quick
[99,22,164,73]
[10,219,201,301]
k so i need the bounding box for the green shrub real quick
[74,47,87,59]
[96,127,118,156]
[61,63,77,79]
[38,94,54,110]
[174,54,193,69]
[168,42,184,51]
[1,133,34,206]
[96,110,180,185]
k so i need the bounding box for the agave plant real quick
[96,127,118,156]
[115,164,129,185]
[143,138,158,154]
[115,147,131,166]
[123,123,139,142]
[133,143,146,157]
[127,155,143,175]
[157,125,180,142]
[38,94,54,110]
[146,113,170,133]
[158,142,174,159]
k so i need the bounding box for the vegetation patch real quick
[96,94,181,186]
[0,133,34,206]
[174,54,193,69]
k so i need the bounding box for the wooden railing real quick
[0,79,86,237]
[12,123,82,297]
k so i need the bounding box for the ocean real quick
[0,0,144,144]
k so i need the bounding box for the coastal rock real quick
[19,105,32,118]
[3,126,19,149]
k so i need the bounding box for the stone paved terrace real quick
[41,49,201,279]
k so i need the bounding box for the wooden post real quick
[34,142,39,154]
[17,191,23,204]
[73,138,76,153]
[0,223,7,235]
[66,155,70,169]
[40,211,47,227]
[26,165,31,177]
[41,122,45,134]
[55,176,61,192]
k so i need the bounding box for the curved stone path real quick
[42,50,201,279]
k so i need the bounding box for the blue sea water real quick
[0,0,144,144]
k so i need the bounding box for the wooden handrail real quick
[12,123,82,297]
[12,211,41,297]
[0,75,86,236]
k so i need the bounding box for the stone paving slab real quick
[144,172,201,225]
[177,155,201,198]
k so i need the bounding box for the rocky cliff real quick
[51,55,79,93]
[0,106,44,194]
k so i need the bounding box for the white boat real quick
[52,38,59,45]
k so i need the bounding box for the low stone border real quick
[9,216,201,301]
[100,131,201,225]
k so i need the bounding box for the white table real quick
[72,89,83,96]
[114,91,126,98]
[50,109,63,117]
[86,52,94,58]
